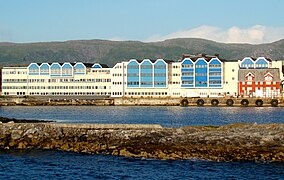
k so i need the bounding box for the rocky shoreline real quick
[0,116,55,123]
[0,123,284,162]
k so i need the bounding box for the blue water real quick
[1,106,284,179]
[0,106,283,127]
[0,149,283,179]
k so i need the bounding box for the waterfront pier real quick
[0,96,283,107]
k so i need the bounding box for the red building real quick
[238,69,281,97]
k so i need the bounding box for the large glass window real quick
[195,59,208,87]
[154,60,167,87]
[127,60,140,88]
[28,63,39,75]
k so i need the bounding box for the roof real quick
[131,59,174,64]
[238,68,280,82]
[34,62,109,68]
[99,64,109,68]
[180,53,231,62]
[241,57,272,62]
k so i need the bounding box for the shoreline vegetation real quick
[0,120,284,162]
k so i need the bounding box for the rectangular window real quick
[141,65,152,68]
[209,64,221,68]
[182,64,193,68]
[154,65,166,69]
[182,72,194,76]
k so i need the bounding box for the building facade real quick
[238,57,282,97]
[1,55,283,98]
[2,62,112,96]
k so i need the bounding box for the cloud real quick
[109,37,126,42]
[145,25,284,44]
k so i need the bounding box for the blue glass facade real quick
[208,58,222,87]
[195,59,208,88]
[50,63,61,77]
[154,60,167,87]
[28,63,39,75]
[127,60,140,88]
[40,63,50,75]
[126,59,168,88]
[240,58,254,68]
[181,59,194,88]
[180,58,223,88]
[74,63,86,75]
[27,62,105,77]
[62,63,73,77]
[140,60,153,87]
[255,58,268,68]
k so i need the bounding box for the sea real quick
[0,106,284,179]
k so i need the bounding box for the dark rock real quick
[0,123,284,162]
[0,116,55,123]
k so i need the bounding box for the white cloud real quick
[145,25,284,44]
[109,37,126,42]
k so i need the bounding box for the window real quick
[182,64,193,68]
[247,74,254,81]
[195,65,207,68]
[265,76,273,82]
[141,65,152,68]
[209,64,221,68]
[182,72,193,76]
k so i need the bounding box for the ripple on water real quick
[0,150,284,179]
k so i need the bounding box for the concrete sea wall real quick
[114,97,180,106]
[1,123,284,162]
[0,97,283,107]
[0,97,115,106]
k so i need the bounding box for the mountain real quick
[0,38,284,67]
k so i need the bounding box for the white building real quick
[1,55,283,98]
[2,62,112,96]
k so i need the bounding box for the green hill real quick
[0,38,283,67]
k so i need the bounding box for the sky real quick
[1,0,284,44]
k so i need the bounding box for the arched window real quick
[140,59,153,87]
[264,72,273,82]
[209,58,222,87]
[181,58,194,88]
[74,63,86,75]
[40,63,50,75]
[241,58,254,69]
[181,58,194,68]
[255,57,268,69]
[127,60,139,87]
[62,63,73,76]
[195,58,208,87]
[50,63,61,76]
[245,73,254,82]
[28,63,39,75]
[154,59,167,87]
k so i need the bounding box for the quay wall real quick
[0,96,283,107]
[114,97,180,106]
[1,123,284,161]
[0,97,115,106]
